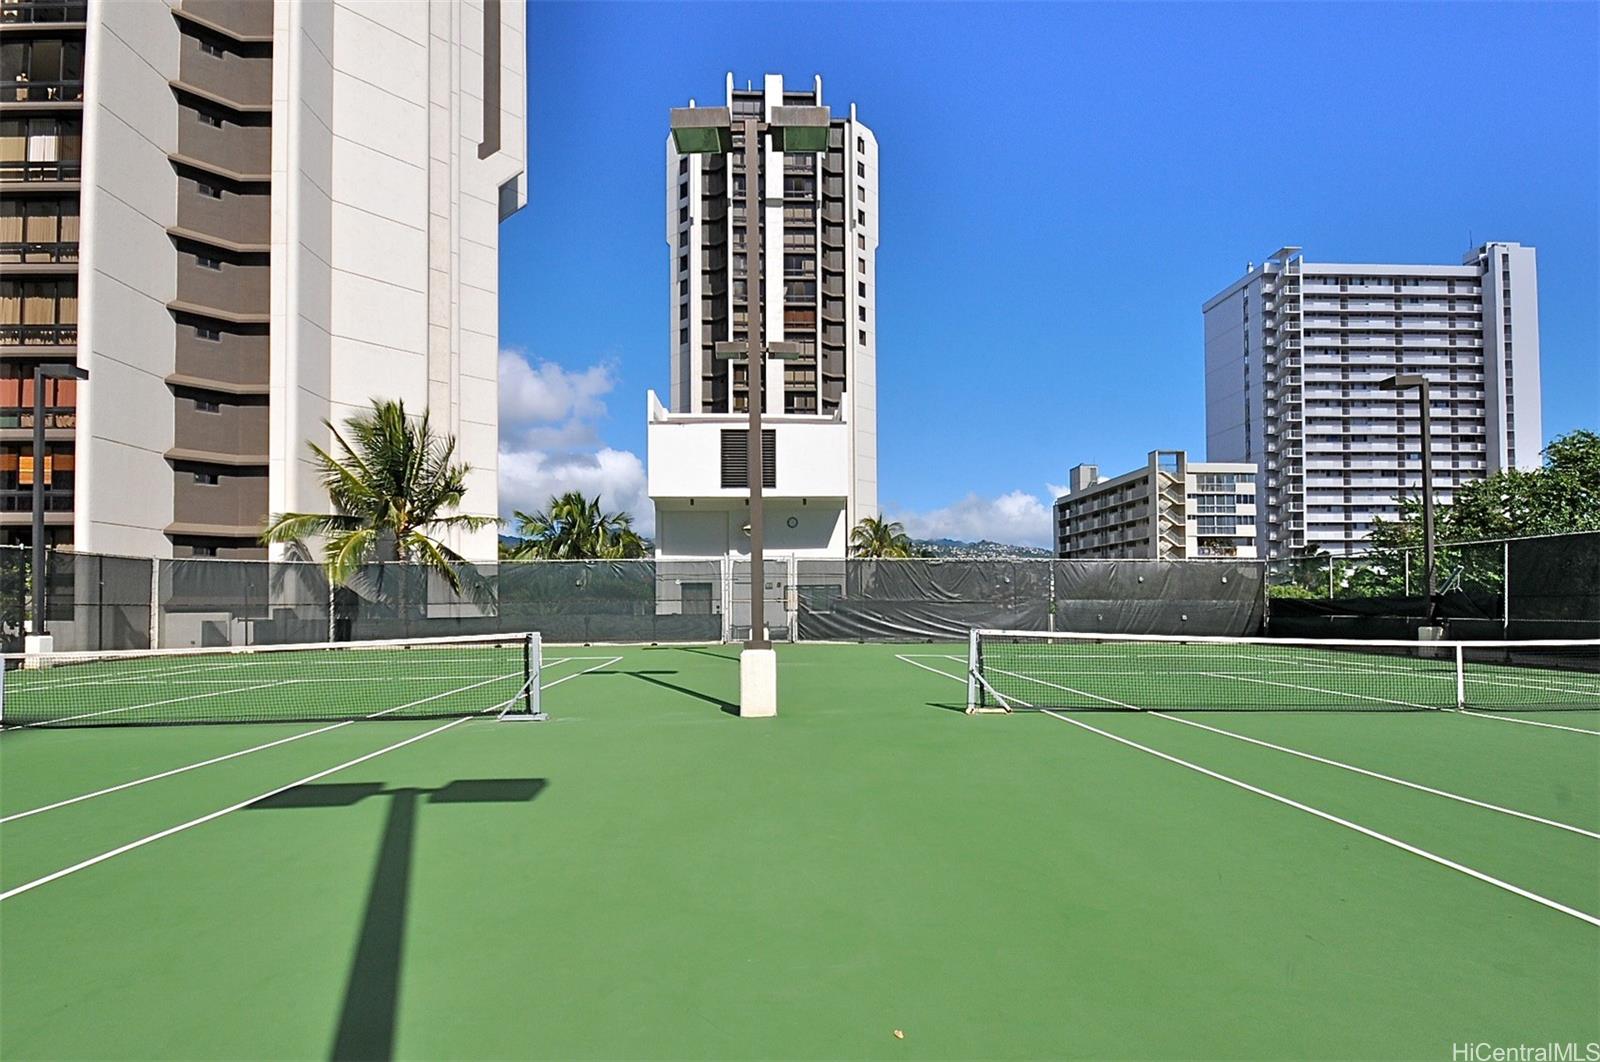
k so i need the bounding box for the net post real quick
[527,632,543,718]
[966,628,980,714]
[1454,643,1465,710]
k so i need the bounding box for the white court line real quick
[0,659,588,825]
[899,656,1600,928]
[1449,709,1600,737]
[0,717,471,904]
[0,656,619,898]
[0,722,352,825]
[540,656,623,693]
[950,654,1600,736]
[7,678,301,730]
[985,666,1598,839]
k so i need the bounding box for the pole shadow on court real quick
[251,778,548,1061]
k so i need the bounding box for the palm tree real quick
[507,491,648,559]
[260,398,496,592]
[850,514,915,558]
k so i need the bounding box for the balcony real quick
[1,81,84,106]
[0,0,87,23]
[0,158,81,183]
[0,240,77,264]
[171,254,268,322]
[175,0,273,41]
[0,405,74,434]
[174,106,269,180]
[0,322,75,348]
[172,179,268,251]
[174,34,271,112]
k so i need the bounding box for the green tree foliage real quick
[507,491,647,560]
[849,514,915,558]
[260,399,495,593]
[1352,429,1600,596]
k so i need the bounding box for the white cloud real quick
[889,488,1058,548]
[496,350,652,535]
[499,447,651,535]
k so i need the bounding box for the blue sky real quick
[498,1,1599,545]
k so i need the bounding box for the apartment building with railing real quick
[1,0,526,559]
[1053,450,1259,560]
[1,0,87,545]
[1203,243,1540,558]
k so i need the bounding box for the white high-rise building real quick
[2,0,526,560]
[1203,243,1541,558]
[647,73,877,559]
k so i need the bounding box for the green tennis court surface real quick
[2,642,1597,1059]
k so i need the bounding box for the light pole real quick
[30,363,87,650]
[1380,373,1436,618]
[670,100,829,715]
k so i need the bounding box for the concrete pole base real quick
[23,633,54,668]
[739,647,777,717]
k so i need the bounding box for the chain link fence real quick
[4,532,1592,652]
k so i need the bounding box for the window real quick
[197,111,223,128]
[195,254,222,270]
[196,180,223,200]
[191,545,219,557]
[857,281,866,297]
[856,162,865,178]
[194,398,220,413]
[194,325,221,342]
[858,329,867,345]
[858,257,866,274]
[857,209,866,225]
[857,234,865,249]
[857,185,866,201]
[193,470,220,485]
[856,136,864,153]
[858,307,866,322]
[199,40,225,58]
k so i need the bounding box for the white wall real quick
[76,0,181,556]
[655,501,846,558]
[647,391,853,501]
[271,0,524,562]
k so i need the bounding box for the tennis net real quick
[0,632,543,729]
[966,630,1600,713]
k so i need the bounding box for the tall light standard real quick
[670,100,829,716]
[1379,373,1436,618]
[30,362,88,650]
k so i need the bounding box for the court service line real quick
[985,665,1598,839]
[7,678,301,730]
[900,657,1600,928]
[1447,709,1600,736]
[0,659,588,825]
[952,653,1600,737]
[0,716,470,904]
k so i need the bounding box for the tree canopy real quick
[260,398,495,592]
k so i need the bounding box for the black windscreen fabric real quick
[798,560,1049,641]
[161,559,331,647]
[334,560,724,644]
[1507,532,1600,637]
[1054,561,1264,637]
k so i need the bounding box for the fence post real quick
[1048,561,1056,633]
[786,553,798,642]
[1327,555,1334,599]
[149,558,161,649]
[1502,540,1510,634]
[1404,551,1411,597]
